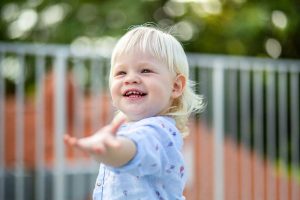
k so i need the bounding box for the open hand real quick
[64,116,126,157]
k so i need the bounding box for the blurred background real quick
[1,0,300,58]
[0,0,299,200]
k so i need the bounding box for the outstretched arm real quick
[64,113,136,167]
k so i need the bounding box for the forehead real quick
[113,48,166,68]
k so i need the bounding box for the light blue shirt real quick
[93,116,187,200]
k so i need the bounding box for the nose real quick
[124,72,141,85]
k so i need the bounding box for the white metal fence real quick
[0,42,299,200]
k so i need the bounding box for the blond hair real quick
[109,24,205,137]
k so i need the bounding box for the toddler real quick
[65,24,204,200]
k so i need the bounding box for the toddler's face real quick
[110,50,177,121]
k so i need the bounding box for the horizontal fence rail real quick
[0,41,299,200]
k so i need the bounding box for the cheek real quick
[161,80,174,93]
[110,82,119,99]
[110,87,118,107]
[152,82,173,100]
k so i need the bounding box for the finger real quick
[110,118,126,135]
[111,112,126,124]
[69,137,78,145]
[64,134,77,146]
[64,134,70,143]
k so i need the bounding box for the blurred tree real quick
[0,0,299,58]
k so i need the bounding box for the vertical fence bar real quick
[227,66,239,200]
[72,59,85,140]
[266,65,276,200]
[0,53,5,200]
[35,55,46,200]
[188,64,197,200]
[253,66,264,200]
[240,64,252,200]
[290,65,299,200]
[15,54,25,200]
[53,53,67,200]
[278,67,288,200]
[91,59,102,131]
[72,59,86,200]
[198,66,210,200]
[213,60,224,200]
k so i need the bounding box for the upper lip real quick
[122,89,147,96]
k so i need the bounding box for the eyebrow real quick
[138,62,156,67]
[114,61,159,69]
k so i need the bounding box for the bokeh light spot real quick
[265,38,282,58]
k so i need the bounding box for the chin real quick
[126,113,154,122]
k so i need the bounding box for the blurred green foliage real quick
[0,0,299,58]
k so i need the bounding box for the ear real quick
[172,74,186,99]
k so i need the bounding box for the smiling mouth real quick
[123,90,147,98]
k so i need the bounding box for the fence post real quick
[15,54,25,200]
[53,52,67,200]
[35,55,46,200]
[266,64,276,200]
[240,63,252,200]
[290,64,300,200]
[0,52,5,200]
[253,64,264,200]
[213,60,224,200]
[278,66,288,200]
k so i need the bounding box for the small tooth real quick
[125,90,145,96]
[127,91,141,95]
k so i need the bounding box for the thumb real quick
[110,118,126,135]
